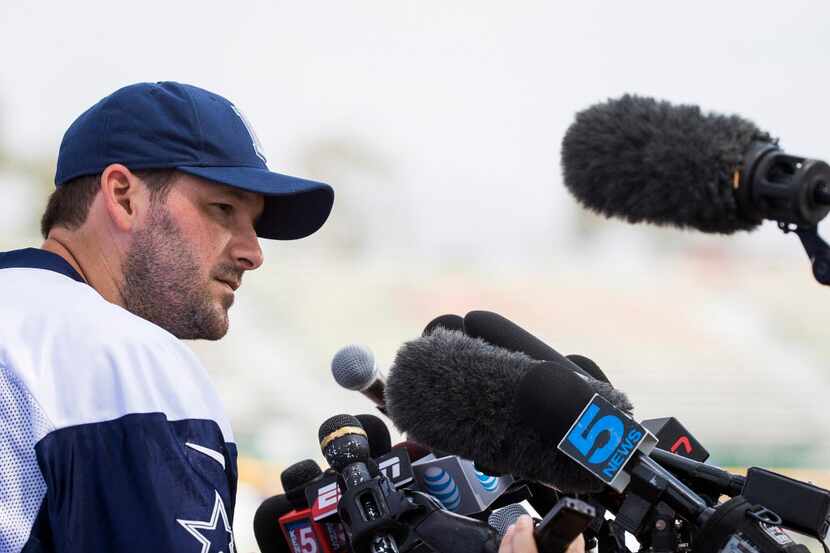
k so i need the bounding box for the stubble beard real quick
[121,204,231,340]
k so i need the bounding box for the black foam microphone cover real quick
[254,494,295,553]
[281,459,323,492]
[423,314,465,336]
[356,413,392,457]
[281,459,323,510]
[463,310,608,383]
[561,94,770,234]
[386,328,632,492]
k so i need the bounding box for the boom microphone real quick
[385,328,631,493]
[561,94,830,233]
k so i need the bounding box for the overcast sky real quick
[3,1,829,259]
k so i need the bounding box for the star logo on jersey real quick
[177,490,235,553]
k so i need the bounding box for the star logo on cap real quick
[177,490,235,553]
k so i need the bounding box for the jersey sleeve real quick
[29,413,238,553]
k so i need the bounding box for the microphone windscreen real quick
[281,459,323,510]
[463,310,598,381]
[356,413,392,457]
[281,459,323,492]
[319,414,362,444]
[561,94,770,234]
[253,494,294,553]
[423,314,465,336]
[386,328,632,492]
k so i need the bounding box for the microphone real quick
[564,355,610,386]
[331,345,387,411]
[386,328,631,493]
[385,329,713,532]
[463,310,610,384]
[305,429,416,524]
[488,504,533,539]
[282,459,324,510]
[561,94,830,233]
[648,449,745,500]
[319,414,400,553]
[356,414,418,488]
[254,494,295,553]
[275,460,350,553]
[488,500,595,553]
[395,441,433,463]
[356,414,393,457]
[279,506,349,553]
[423,314,465,336]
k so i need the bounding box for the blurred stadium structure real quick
[3,2,829,551]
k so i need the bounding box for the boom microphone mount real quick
[561,94,830,285]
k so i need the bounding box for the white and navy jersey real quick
[0,248,238,553]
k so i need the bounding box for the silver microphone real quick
[331,344,387,410]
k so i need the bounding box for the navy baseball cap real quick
[55,81,334,240]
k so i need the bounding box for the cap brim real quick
[176,165,334,240]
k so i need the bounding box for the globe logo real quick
[474,470,499,492]
[422,467,462,511]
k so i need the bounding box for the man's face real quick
[121,173,265,340]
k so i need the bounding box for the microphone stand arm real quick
[778,223,830,285]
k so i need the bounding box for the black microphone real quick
[254,494,296,553]
[319,415,400,553]
[561,94,830,233]
[423,314,465,336]
[282,459,324,510]
[356,414,393,458]
[385,329,713,531]
[648,449,745,500]
[463,310,610,384]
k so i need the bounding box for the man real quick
[0,82,333,552]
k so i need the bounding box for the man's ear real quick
[99,164,149,232]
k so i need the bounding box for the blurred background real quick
[2,2,829,550]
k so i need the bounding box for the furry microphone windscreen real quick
[385,328,632,493]
[561,94,772,234]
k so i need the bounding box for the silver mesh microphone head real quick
[331,344,378,391]
[488,503,529,539]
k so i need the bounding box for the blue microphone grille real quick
[331,345,377,391]
[488,503,529,539]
